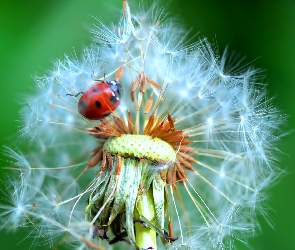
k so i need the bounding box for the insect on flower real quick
[67,67,123,120]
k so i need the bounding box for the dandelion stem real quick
[134,187,157,250]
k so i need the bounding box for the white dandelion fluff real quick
[1,1,285,249]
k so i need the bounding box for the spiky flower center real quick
[103,134,177,162]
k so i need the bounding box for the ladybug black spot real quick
[95,100,102,108]
[93,88,99,93]
[109,96,117,104]
[79,100,87,110]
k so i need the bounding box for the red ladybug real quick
[69,80,123,120]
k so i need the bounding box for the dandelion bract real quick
[1,1,285,249]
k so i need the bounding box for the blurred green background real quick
[0,0,294,249]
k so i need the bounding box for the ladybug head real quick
[108,80,123,99]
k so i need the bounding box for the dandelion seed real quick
[1,0,285,249]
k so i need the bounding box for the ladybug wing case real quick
[78,82,121,120]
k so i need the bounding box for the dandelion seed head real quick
[1,0,286,249]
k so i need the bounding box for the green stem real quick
[134,187,157,250]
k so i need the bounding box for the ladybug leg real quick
[66,92,83,97]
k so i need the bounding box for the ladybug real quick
[68,80,123,120]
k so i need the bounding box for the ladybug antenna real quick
[94,72,107,83]
[66,92,83,97]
